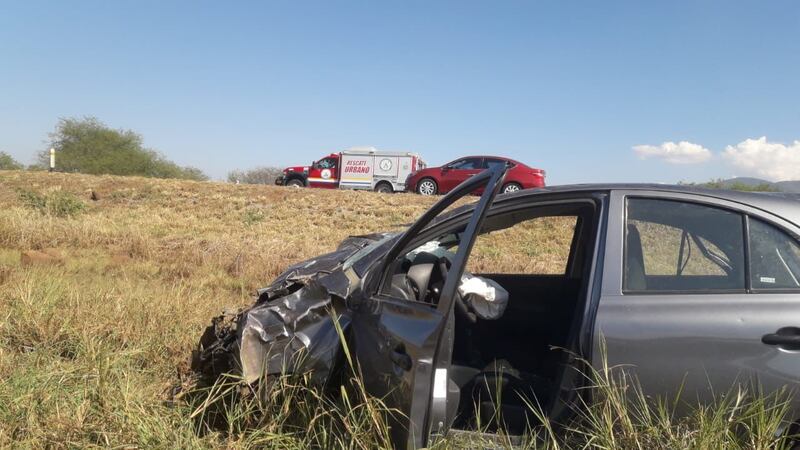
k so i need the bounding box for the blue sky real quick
[1,1,798,183]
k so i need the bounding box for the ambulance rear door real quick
[395,155,416,189]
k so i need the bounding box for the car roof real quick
[452,155,524,165]
[503,183,800,227]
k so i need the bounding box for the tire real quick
[375,182,393,193]
[416,178,438,196]
[286,178,305,188]
[502,182,522,194]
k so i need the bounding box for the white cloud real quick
[632,141,712,164]
[722,137,800,181]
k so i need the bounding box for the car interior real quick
[386,202,598,435]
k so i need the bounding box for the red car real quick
[405,156,546,195]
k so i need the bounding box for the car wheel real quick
[375,182,393,193]
[502,182,522,194]
[286,179,305,188]
[416,178,438,195]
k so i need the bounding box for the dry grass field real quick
[0,170,568,448]
[0,170,793,449]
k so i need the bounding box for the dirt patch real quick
[40,248,63,259]
[110,251,133,266]
[20,250,63,266]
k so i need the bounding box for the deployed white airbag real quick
[458,272,509,320]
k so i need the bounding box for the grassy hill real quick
[0,170,438,447]
[0,171,792,448]
[0,170,568,447]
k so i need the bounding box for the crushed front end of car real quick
[190,232,393,388]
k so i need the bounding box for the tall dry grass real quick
[0,170,795,448]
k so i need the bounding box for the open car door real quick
[352,164,508,449]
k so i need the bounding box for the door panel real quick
[595,293,800,411]
[351,299,446,446]
[440,158,483,193]
[441,169,481,193]
[308,157,339,188]
[596,190,800,417]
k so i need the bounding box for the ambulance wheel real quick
[417,178,438,196]
[502,182,522,194]
[375,182,393,193]
[286,179,305,188]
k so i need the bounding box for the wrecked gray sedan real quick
[194,165,800,448]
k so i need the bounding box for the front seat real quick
[625,224,647,290]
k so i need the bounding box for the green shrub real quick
[46,190,86,217]
[0,151,23,170]
[242,208,266,226]
[17,189,86,218]
[38,117,208,181]
[17,189,47,211]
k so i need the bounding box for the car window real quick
[483,158,508,170]
[468,216,578,274]
[624,198,745,292]
[385,204,587,304]
[749,218,800,289]
[317,158,337,169]
[450,158,482,170]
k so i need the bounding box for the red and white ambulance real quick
[275,147,426,193]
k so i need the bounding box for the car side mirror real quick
[441,166,450,174]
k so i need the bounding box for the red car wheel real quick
[416,178,438,195]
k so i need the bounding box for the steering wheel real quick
[436,257,477,323]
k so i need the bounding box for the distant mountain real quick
[719,177,773,187]
[712,177,800,193]
[773,180,800,193]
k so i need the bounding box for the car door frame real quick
[595,189,800,417]
[353,164,508,449]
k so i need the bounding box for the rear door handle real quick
[762,327,800,350]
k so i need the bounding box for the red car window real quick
[450,158,482,170]
[483,158,512,170]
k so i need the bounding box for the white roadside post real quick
[49,148,55,172]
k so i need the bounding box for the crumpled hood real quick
[239,278,350,383]
[192,232,393,386]
[253,233,387,303]
[239,234,388,383]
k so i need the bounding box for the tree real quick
[0,152,23,170]
[38,117,208,181]
[227,166,283,185]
